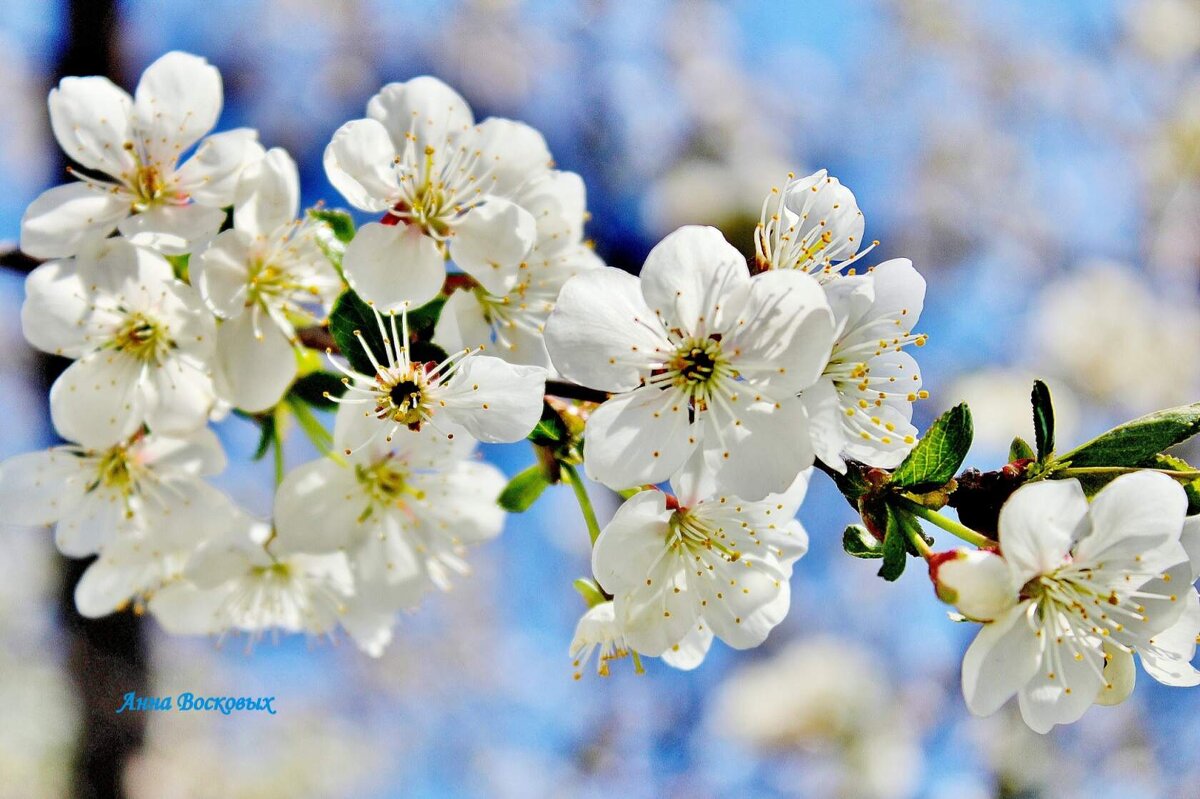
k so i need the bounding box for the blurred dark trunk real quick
[43,3,150,798]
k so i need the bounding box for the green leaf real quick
[1009,436,1035,462]
[406,296,447,336]
[843,524,884,559]
[498,464,553,512]
[328,289,385,376]
[1153,454,1200,514]
[877,507,908,581]
[309,208,356,242]
[573,578,608,608]
[251,413,276,461]
[290,371,345,410]
[1031,380,1055,461]
[285,395,335,456]
[166,253,189,282]
[1058,402,1200,468]
[889,403,974,490]
[528,401,569,447]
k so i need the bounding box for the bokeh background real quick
[2,1,1200,797]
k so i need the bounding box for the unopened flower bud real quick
[929,548,1015,621]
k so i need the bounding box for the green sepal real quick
[1009,436,1035,463]
[877,506,909,581]
[843,524,884,559]
[498,464,554,513]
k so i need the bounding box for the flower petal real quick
[136,427,226,477]
[696,554,792,649]
[133,51,222,166]
[706,397,813,502]
[1073,471,1187,565]
[174,128,262,208]
[726,268,834,394]
[660,623,714,671]
[1016,634,1104,733]
[800,376,846,471]
[55,487,126,557]
[583,388,696,490]
[544,266,669,391]
[191,228,252,317]
[961,601,1042,717]
[639,225,750,336]
[274,458,368,554]
[141,356,215,435]
[342,221,444,311]
[323,118,400,212]
[433,287,494,354]
[470,117,552,194]
[117,202,226,255]
[591,489,672,594]
[410,461,507,544]
[20,183,128,259]
[48,75,135,177]
[212,310,298,412]
[233,146,299,236]
[1140,587,1200,687]
[0,449,89,526]
[21,259,93,357]
[997,480,1088,585]
[438,356,546,443]
[448,198,536,296]
[779,170,865,268]
[366,76,473,153]
[1095,644,1137,705]
[49,352,145,448]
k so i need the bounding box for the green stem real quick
[1056,466,1200,480]
[905,521,933,559]
[900,498,993,549]
[562,462,603,544]
[272,434,285,487]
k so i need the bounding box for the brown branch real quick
[544,380,608,404]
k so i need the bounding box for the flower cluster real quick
[8,50,1198,734]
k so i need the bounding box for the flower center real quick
[111,312,171,363]
[354,458,425,518]
[375,368,430,429]
[667,508,740,561]
[661,336,731,411]
[88,444,139,497]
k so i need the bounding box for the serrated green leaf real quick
[1031,380,1055,461]
[843,524,884,559]
[1153,454,1200,514]
[1057,402,1200,469]
[309,208,356,242]
[498,464,553,512]
[328,290,385,376]
[878,507,908,581]
[289,371,346,410]
[889,403,974,490]
[1009,436,1035,462]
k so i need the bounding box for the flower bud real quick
[929,548,1015,621]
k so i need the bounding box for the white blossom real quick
[754,169,872,280]
[568,599,712,679]
[0,427,225,558]
[590,470,809,658]
[327,302,545,451]
[21,51,259,258]
[22,241,217,447]
[961,473,1193,733]
[323,76,559,310]
[192,147,342,411]
[544,224,834,499]
[803,258,927,471]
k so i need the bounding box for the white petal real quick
[20,183,127,259]
[0,449,89,526]
[800,377,846,471]
[117,203,226,255]
[998,480,1088,585]
[865,258,925,327]
[936,549,1018,622]
[433,287,493,354]
[639,225,750,336]
[233,146,299,236]
[54,488,126,557]
[726,268,835,393]
[1017,634,1104,733]
[583,388,696,490]
[961,601,1043,717]
[342,221,444,311]
[136,427,226,477]
[74,543,160,618]
[660,624,714,671]
[1182,515,1200,579]
[618,565,702,657]
[707,398,813,502]
[212,311,298,412]
[591,489,672,594]
[273,458,368,553]
[49,352,145,448]
[438,356,545,443]
[366,76,473,153]
[48,75,135,177]
[148,582,229,635]
[1140,588,1200,687]
[133,51,222,166]
[780,170,865,266]
[470,117,552,194]
[696,555,792,649]
[543,267,669,391]
[174,128,262,207]
[142,356,215,435]
[323,118,400,212]
[1073,471,1187,565]
[191,228,252,317]
[448,198,536,296]
[515,169,586,242]
[409,461,507,544]
[1095,644,1137,705]
[21,259,92,357]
